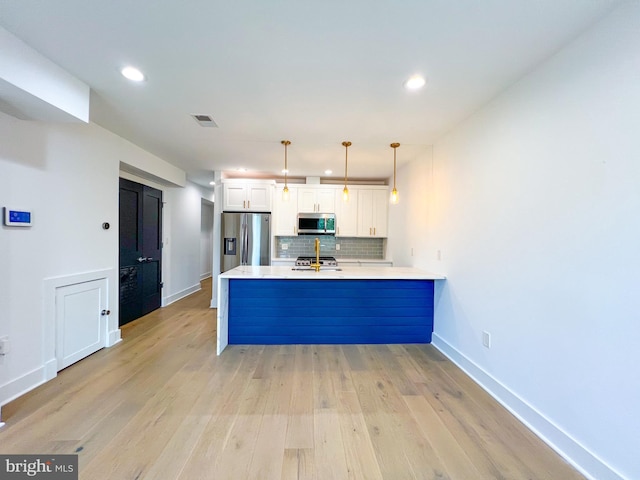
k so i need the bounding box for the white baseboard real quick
[44,358,57,382]
[108,328,122,347]
[162,283,201,307]
[200,272,212,281]
[0,365,48,408]
[431,334,626,480]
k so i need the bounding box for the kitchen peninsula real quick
[216,266,445,354]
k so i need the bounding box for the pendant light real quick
[281,140,291,201]
[390,142,400,204]
[342,141,352,202]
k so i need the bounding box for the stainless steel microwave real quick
[297,213,336,235]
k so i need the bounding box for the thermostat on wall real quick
[3,207,32,227]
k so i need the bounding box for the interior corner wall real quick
[403,4,638,480]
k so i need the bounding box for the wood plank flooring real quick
[0,278,584,479]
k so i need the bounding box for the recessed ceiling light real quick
[209,181,215,186]
[404,74,426,90]
[121,66,145,82]
[324,169,333,175]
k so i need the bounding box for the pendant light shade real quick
[390,142,400,204]
[342,141,352,202]
[281,140,291,202]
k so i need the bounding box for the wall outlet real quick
[282,243,289,250]
[482,331,491,349]
[0,336,10,355]
[335,244,340,251]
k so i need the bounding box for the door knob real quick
[101,309,111,316]
[137,256,146,263]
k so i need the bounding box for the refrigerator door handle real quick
[241,220,249,265]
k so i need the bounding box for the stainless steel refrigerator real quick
[221,212,271,272]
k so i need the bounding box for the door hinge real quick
[160,282,164,288]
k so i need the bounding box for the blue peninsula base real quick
[228,278,434,345]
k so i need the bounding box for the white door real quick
[335,188,358,236]
[316,187,336,213]
[247,184,271,211]
[297,188,317,212]
[371,189,389,237]
[357,189,374,236]
[273,186,298,235]
[223,183,248,210]
[56,279,107,370]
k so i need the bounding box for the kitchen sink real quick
[291,267,342,272]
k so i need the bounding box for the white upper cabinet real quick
[297,186,336,213]
[273,185,298,236]
[357,188,389,237]
[222,180,273,212]
[334,187,358,237]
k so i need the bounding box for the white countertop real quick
[219,265,445,280]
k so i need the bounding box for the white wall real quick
[389,4,640,479]
[386,147,434,268]
[162,182,213,305]
[0,110,209,414]
[200,202,214,280]
[0,115,118,407]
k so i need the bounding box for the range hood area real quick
[296,212,336,235]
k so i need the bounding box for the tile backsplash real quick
[276,236,384,259]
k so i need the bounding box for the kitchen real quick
[218,174,445,353]
[1,2,638,479]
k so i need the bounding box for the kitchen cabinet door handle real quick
[248,200,250,209]
[374,227,376,235]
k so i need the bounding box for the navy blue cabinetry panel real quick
[228,279,434,345]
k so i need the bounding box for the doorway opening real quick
[119,178,163,326]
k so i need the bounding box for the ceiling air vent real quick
[191,114,218,127]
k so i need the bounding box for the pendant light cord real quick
[342,141,352,189]
[281,140,291,187]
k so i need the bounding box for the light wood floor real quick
[1,278,583,480]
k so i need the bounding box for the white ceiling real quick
[0,0,621,186]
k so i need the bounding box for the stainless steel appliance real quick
[221,212,271,272]
[295,256,338,267]
[297,212,336,235]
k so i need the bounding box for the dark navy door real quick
[119,178,162,326]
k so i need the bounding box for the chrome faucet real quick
[310,237,321,272]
